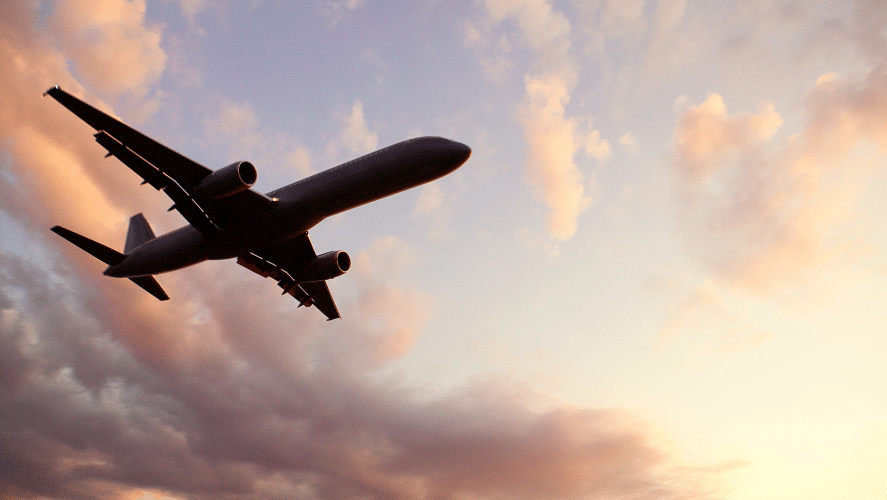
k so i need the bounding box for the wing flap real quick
[297,281,341,321]
[45,86,211,187]
[94,130,169,190]
[235,233,343,320]
[45,86,274,233]
[161,182,217,234]
[93,130,218,233]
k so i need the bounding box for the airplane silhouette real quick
[45,86,470,320]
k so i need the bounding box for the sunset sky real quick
[2,1,886,499]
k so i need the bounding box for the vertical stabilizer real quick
[124,213,156,254]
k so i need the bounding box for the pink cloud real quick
[0,251,725,499]
[474,0,611,241]
[520,74,594,240]
[670,66,887,292]
[49,0,166,96]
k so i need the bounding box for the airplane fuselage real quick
[105,136,470,277]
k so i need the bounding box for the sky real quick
[1,0,886,499]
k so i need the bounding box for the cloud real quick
[572,0,648,81]
[4,101,706,500]
[619,131,640,154]
[205,99,262,152]
[520,75,594,240]
[481,0,574,77]
[339,100,379,155]
[322,0,367,28]
[0,1,168,240]
[670,65,887,292]
[462,20,514,82]
[659,280,775,356]
[475,0,610,241]
[49,0,166,96]
[177,0,208,26]
[412,184,456,240]
[0,249,723,500]
[348,237,428,362]
[673,93,783,185]
[324,100,379,163]
[287,146,313,178]
[205,98,315,179]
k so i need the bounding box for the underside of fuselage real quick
[104,211,322,278]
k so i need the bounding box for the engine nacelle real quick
[193,161,257,200]
[295,251,351,282]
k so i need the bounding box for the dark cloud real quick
[0,252,719,500]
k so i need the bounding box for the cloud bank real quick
[0,251,718,499]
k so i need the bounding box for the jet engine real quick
[295,251,351,282]
[193,161,257,200]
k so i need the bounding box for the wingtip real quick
[42,85,60,97]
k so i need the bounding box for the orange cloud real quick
[49,0,166,96]
[520,74,594,240]
[350,236,428,362]
[475,0,610,241]
[670,67,887,292]
[673,93,782,185]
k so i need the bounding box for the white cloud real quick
[205,98,314,178]
[334,100,378,157]
[619,131,639,154]
[178,0,207,25]
[412,183,454,240]
[659,280,775,356]
[287,146,313,177]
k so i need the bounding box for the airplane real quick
[44,86,471,320]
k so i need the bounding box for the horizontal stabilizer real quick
[129,276,169,301]
[50,226,169,301]
[51,226,124,266]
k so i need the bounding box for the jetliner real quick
[44,86,471,320]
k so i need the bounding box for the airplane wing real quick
[236,232,342,321]
[44,86,273,233]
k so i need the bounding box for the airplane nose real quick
[405,136,472,176]
[441,139,471,167]
[450,140,472,165]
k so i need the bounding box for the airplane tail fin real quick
[124,213,157,254]
[50,225,169,301]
